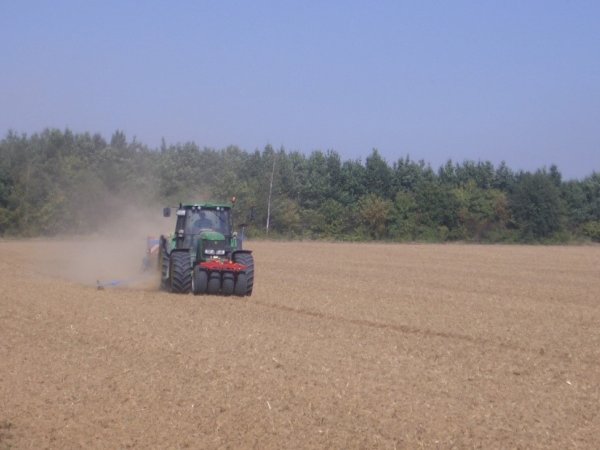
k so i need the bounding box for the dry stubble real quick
[0,239,599,448]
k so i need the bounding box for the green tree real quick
[582,221,600,242]
[582,173,600,220]
[415,180,461,232]
[389,190,418,240]
[561,180,588,230]
[438,160,457,186]
[301,150,332,209]
[509,170,564,240]
[392,156,434,192]
[493,161,515,190]
[357,194,393,239]
[365,149,392,198]
[318,199,351,238]
[339,159,366,205]
[454,182,511,241]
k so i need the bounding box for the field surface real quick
[1,239,599,449]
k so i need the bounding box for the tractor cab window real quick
[186,208,231,236]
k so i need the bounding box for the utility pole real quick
[266,153,276,234]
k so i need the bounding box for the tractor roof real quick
[180,202,232,209]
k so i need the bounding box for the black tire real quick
[222,273,234,296]
[192,266,208,295]
[159,238,170,290]
[233,253,254,296]
[234,273,247,297]
[170,251,192,294]
[207,272,221,295]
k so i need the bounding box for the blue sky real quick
[1,1,598,179]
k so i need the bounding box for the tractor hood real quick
[195,230,227,261]
[199,230,225,241]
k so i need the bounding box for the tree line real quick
[1,128,599,243]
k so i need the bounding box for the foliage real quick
[509,170,564,240]
[357,194,393,239]
[0,128,598,243]
[582,221,600,242]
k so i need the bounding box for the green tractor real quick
[157,201,254,296]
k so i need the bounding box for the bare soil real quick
[1,239,599,448]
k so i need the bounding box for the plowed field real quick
[1,239,599,448]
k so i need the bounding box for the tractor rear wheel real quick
[234,273,247,296]
[207,272,221,295]
[222,272,234,296]
[233,253,254,296]
[170,251,192,294]
[192,266,207,295]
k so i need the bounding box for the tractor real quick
[157,201,254,296]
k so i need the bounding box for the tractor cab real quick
[164,203,238,261]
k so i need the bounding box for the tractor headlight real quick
[215,250,225,255]
[204,249,215,255]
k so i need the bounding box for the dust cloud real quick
[32,203,173,289]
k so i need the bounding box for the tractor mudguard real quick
[169,248,191,254]
[231,249,252,259]
[159,235,171,254]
